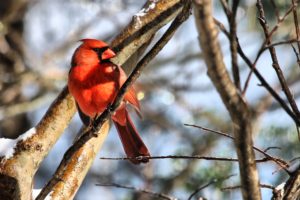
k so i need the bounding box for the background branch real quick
[184,124,289,171]
[193,0,261,199]
[96,183,176,200]
[257,0,300,125]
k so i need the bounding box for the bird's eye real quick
[92,47,109,55]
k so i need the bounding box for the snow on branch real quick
[0,127,36,160]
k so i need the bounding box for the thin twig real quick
[229,0,241,90]
[219,0,241,90]
[187,182,213,200]
[99,155,269,163]
[243,3,295,93]
[268,3,295,39]
[263,146,281,153]
[289,156,300,163]
[213,18,229,37]
[36,2,192,199]
[219,0,231,16]
[291,44,300,67]
[291,0,300,68]
[214,17,300,127]
[187,174,236,200]
[247,38,300,84]
[257,0,300,125]
[184,124,290,173]
[222,183,275,191]
[262,39,300,53]
[96,183,177,200]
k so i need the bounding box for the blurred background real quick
[0,0,299,199]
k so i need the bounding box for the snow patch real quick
[0,127,36,159]
[32,189,41,199]
[274,182,285,197]
[77,153,84,163]
[0,139,17,159]
[275,182,285,191]
[134,0,158,29]
[19,127,36,140]
[32,189,53,200]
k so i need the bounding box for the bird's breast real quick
[68,64,119,117]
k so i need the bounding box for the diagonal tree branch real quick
[256,0,300,124]
[0,87,76,200]
[187,174,235,200]
[41,122,110,199]
[193,0,261,199]
[281,167,300,199]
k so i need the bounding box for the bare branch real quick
[263,147,281,153]
[215,16,300,126]
[291,44,300,67]
[193,0,262,198]
[184,124,290,171]
[257,0,300,126]
[219,0,231,17]
[282,168,300,199]
[96,183,177,200]
[243,1,297,94]
[99,155,269,163]
[222,183,275,191]
[292,0,300,57]
[187,174,236,200]
[265,3,294,40]
[228,0,241,90]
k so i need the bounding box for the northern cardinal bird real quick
[68,39,150,164]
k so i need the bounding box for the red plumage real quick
[68,39,150,164]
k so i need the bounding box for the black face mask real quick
[92,47,109,61]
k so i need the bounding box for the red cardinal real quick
[68,38,150,164]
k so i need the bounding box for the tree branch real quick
[96,183,176,200]
[283,167,300,200]
[291,0,300,68]
[193,0,261,199]
[0,87,76,200]
[184,124,290,172]
[43,122,109,199]
[99,155,269,163]
[257,0,300,125]
[226,0,241,90]
[187,174,235,200]
[214,17,300,127]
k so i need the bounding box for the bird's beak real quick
[101,48,116,60]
